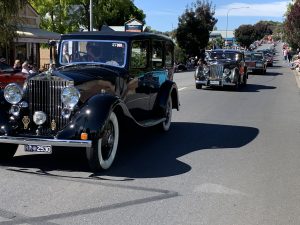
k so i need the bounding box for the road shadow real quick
[2,122,259,179]
[239,83,277,92]
[202,84,276,93]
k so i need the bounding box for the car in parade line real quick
[0,62,27,89]
[194,49,248,90]
[256,49,274,67]
[0,31,180,171]
[244,51,267,74]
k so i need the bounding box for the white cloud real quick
[215,1,290,17]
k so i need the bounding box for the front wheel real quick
[242,74,247,86]
[196,83,202,89]
[0,144,18,162]
[86,111,119,171]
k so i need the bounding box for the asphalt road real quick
[1,43,300,225]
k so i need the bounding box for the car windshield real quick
[245,54,252,60]
[252,54,263,61]
[0,62,14,72]
[210,52,237,60]
[59,40,127,68]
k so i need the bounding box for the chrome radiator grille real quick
[28,79,71,133]
[209,64,224,79]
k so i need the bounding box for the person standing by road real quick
[287,50,292,63]
[283,48,288,61]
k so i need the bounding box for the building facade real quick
[0,3,60,69]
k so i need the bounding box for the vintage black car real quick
[245,51,267,74]
[194,49,248,90]
[0,31,179,171]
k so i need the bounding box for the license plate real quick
[210,80,220,85]
[25,145,52,154]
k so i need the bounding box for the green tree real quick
[29,0,146,33]
[234,24,256,48]
[253,21,273,40]
[0,0,26,45]
[29,0,82,34]
[176,0,217,58]
[283,0,300,49]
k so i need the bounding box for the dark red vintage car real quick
[0,62,27,89]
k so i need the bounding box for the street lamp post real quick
[90,0,93,31]
[225,6,249,46]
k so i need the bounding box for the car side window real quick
[165,41,174,67]
[152,40,163,69]
[130,40,149,69]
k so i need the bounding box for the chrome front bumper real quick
[195,80,235,86]
[0,136,92,148]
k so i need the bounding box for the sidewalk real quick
[292,69,300,88]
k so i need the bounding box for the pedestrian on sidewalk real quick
[288,50,293,63]
[283,48,288,61]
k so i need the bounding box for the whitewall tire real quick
[86,112,119,171]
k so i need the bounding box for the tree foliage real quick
[0,0,26,45]
[283,0,300,49]
[234,25,256,48]
[235,20,281,48]
[253,21,273,40]
[176,0,217,58]
[29,0,146,33]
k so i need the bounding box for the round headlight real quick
[61,86,80,108]
[4,83,23,104]
[203,66,210,74]
[224,68,231,76]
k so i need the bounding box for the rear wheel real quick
[159,96,172,132]
[86,112,119,171]
[0,144,18,162]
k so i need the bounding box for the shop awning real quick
[16,27,61,43]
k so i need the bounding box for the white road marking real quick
[194,183,248,196]
[178,87,187,91]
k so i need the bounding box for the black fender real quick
[154,80,180,115]
[0,91,13,135]
[231,68,240,83]
[56,93,127,141]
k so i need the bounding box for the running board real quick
[138,118,166,127]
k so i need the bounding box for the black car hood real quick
[208,59,235,65]
[44,64,126,85]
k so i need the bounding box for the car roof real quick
[61,31,174,43]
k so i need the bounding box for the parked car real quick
[0,62,27,89]
[245,52,267,74]
[0,31,180,171]
[194,49,248,90]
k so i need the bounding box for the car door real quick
[148,40,170,110]
[125,39,151,121]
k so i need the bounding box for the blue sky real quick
[134,0,290,32]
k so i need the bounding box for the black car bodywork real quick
[194,49,248,89]
[0,31,179,171]
[245,51,267,74]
